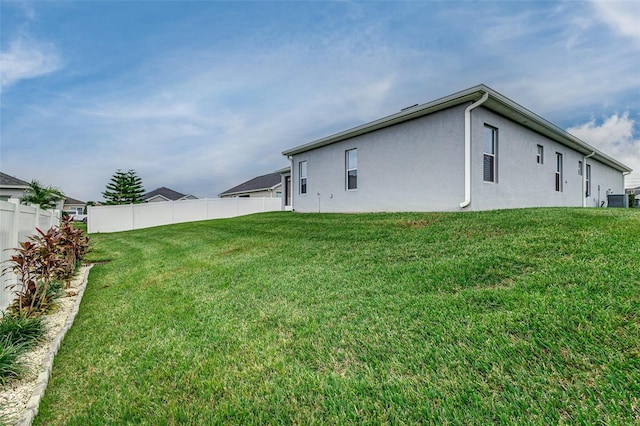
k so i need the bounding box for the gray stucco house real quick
[0,172,30,201]
[281,84,632,213]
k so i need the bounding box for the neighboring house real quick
[63,197,88,222]
[63,197,86,215]
[625,186,640,196]
[282,84,632,213]
[0,172,30,201]
[142,187,198,203]
[219,172,284,199]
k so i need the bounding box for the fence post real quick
[8,199,20,251]
[4,200,21,307]
[33,205,41,233]
[52,209,61,228]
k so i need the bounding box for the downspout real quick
[582,151,595,207]
[460,92,489,208]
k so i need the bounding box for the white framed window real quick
[537,145,544,164]
[555,153,563,192]
[586,164,591,197]
[299,161,307,194]
[578,161,583,176]
[346,149,357,190]
[483,125,497,183]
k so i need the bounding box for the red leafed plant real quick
[3,241,40,315]
[3,217,90,317]
[57,216,90,287]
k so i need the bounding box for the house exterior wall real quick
[220,187,281,199]
[64,203,86,214]
[291,104,467,213]
[289,102,626,213]
[0,188,27,201]
[470,108,625,210]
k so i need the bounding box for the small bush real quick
[0,336,27,385]
[0,314,45,348]
[2,216,89,317]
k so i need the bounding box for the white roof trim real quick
[282,84,632,173]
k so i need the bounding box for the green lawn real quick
[33,208,639,424]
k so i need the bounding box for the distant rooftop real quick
[142,187,190,201]
[219,172,282,196]
[64,197,86,205]
[0,172,30,187]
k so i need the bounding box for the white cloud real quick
[3,2,640,200]
[0,37,62,91]
[590,0,640,44]
[567,112,640,187]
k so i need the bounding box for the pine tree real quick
[125,170,145,203]
[102,169,145,205]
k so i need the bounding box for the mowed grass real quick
[35,208,639,424]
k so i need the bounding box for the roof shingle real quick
[0,172,30,187]
[219,172,282,196]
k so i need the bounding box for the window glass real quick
[555,153,563,192]
[483,125,497,182]
[299,161,307,194]
[483,155,495,182]
[483,126,495,155]
[346,149,357,190]
[537,145,544,164]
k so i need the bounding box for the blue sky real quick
[1,0,639,201]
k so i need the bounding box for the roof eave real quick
[482,90,633,173]
[281,84,632,173]
[282,85,487,156]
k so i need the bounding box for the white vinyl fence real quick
[0,200,61,312]
[88,197,283,233]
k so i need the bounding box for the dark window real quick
[346,149,357,190]
[537,145,544,164]
[555,153,563,192]
[483,125,497,182]
[299,161,307,194]
[586,164,591,197]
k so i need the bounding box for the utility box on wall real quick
[607,194,628,208]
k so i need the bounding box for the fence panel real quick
[0,201,60,312]
[132,202,173,230]
[172,199,207,224]
[88,204,134,233]
[207,198,238,219]
[88,198,283,233]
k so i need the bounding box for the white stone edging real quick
[14,264,93,426]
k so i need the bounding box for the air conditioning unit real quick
[606,194,628,208]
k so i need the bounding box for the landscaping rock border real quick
[0,265,92,426]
